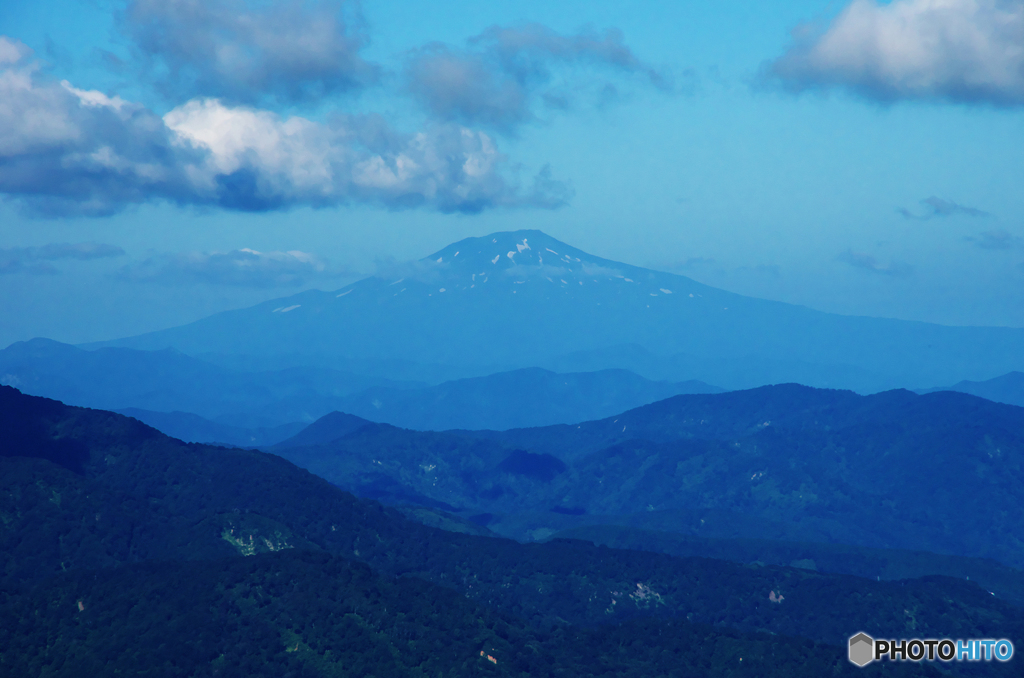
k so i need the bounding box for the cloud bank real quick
[120,248,331,286]
[837,249,913,276]
[967,229,1023,249]
[899,196,991,219]
[405,24,670,132]
[122,0,377,104]
[0,38,569,216]
[0,241,125,274]
[767,0,1024,105]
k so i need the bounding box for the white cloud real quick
[164,98,567,212]
[0,39,201,215]
[0,36,31,66]
[0,41,569,216]
[768,0,1024,105]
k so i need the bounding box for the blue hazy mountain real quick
[925,371,1024,408]
[466,381,1024,461]
[276,384,1024,570]
[329,368,721,430]
[115,408,305,447]
[0,339,720,435]
[84,230,1024,392]
[0,337,411,426]
[273,411,375,448]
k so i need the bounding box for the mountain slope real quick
[2,338,723,433]
[115,408,305,446]
[553,524,1024,607]
[329,368,721,430]
[83,230,1024,392]
[3,383,1021,660]
[274,385,1024,570]
[0,337,409,426]
[928,371,1024,408]
[2,551,931,678]
[468,383,1024,459]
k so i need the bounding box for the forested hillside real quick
[1,385,1014,676]
[267,385,1024,571]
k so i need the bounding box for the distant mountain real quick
[84,229,1024,392]
[275,384,1024,570]
[0,338,723,433]
[0,337,413,426]
[467,382,1024,460]
[6,383,1018,667]
[330,368,721,430]
[115,408,305,447]
[274,411,375,447]
[924,371,1024,408]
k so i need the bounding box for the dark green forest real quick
[2,549,943,678]
[268,385,1024,572]
[2,385,1020,676]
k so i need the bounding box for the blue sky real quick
[2,0,1023,346]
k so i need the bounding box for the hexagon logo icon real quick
[849,632,875,667]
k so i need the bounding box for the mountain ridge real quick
[77,230,1024,392]
[924,371,1024,408]
[1,338,725,435]
[272,383,1024,570]
[319,367,721,431]
[7,382,1018,663]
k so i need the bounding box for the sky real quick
[2,0,1024,347]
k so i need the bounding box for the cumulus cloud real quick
[122,0,377,104]
[0,40,205,216]
[837,249,913,276]
[0,36,31,66]
[766,0,1024,105]
[0,40,569,216]
[966,228,1024,249]
[0,242,125,275]
[120,248,332,286]
[162,99,571,213]
[405,24,671,132]
[898,196,991,219]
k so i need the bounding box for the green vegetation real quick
[2,385,1020,676]
[272,385,1024,571]
[553,525,1024,607]
[0,550,940,678]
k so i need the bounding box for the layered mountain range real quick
[1,385,1016,677]
[80,230,1024,393]
[269,384,1024,574]
[5,230,1023,676]
[0,338,720,436]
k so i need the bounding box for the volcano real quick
[87,230,1024,391]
